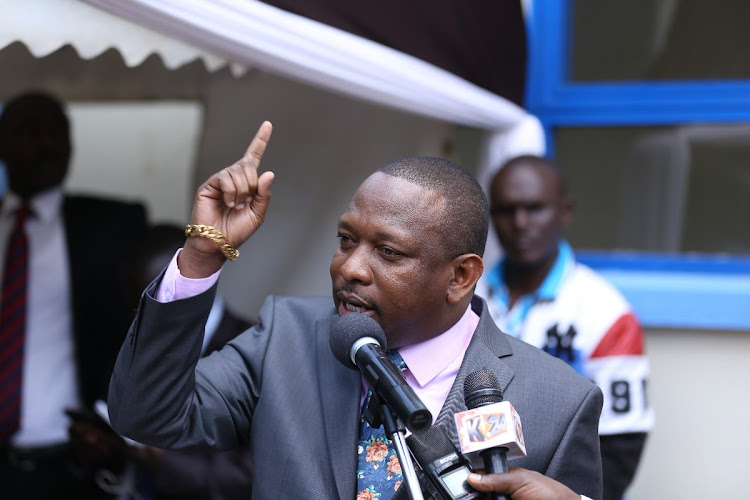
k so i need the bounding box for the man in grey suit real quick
[108,122,603,499]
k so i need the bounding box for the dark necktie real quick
[0,206,30,442]
[356,350,408,500]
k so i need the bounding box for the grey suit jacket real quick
[109,284,603,500]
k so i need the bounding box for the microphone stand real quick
[367,395,424,500]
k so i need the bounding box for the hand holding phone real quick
[66,406,129,469]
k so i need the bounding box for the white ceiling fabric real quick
[6,0,544,165]
[82,0,534,128]
[1,0,244,73]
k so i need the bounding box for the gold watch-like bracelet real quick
[184,224,239,261]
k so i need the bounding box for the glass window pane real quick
[570,0,750,82]
[555,124,750,255]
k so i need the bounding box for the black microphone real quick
[463,369,509,500]
[406,425,481,500]
[330,312,432,433]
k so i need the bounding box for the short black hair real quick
[0,91,69,140]
[496,155,567,197]
[378,156,489,258]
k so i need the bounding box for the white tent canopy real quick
[1,0,243,73]
[3,0,545,187]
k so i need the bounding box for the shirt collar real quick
[1,187,64,223]
[537,240,575,300]
[397,304,479,388]
[487,240,576,305]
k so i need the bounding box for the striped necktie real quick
[0,206,30,441]
[355,350,408,500]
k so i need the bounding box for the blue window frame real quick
[525,0,750,330]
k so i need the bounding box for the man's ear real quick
[447,254,484,304]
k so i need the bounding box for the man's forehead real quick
[492,163,561,200]
[338,173,445,238]
[350,173,443,216]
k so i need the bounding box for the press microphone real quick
[454,370,527,500]
[406,425,481,500]
[330,312,432,433]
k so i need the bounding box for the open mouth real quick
[337,293,375,316]
[342,302,370,313]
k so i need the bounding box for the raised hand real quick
[180,121,274,277]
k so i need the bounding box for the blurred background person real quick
[69,223,255,500]
[0,90,147,499]
[476,155,654,500]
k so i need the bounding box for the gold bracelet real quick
[184,224,240,261]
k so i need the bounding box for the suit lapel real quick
[317,314,361,500]
[434,297,516,449]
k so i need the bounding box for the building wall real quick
[628,327,750,498]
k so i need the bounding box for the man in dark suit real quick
[0,91,146,499]
[108,122,603,499]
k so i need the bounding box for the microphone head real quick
[330,312,387,369]
[463,369,504,409]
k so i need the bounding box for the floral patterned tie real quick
[355,350,408,500]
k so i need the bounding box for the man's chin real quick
[25,165,68,194]
[507,252,543,267]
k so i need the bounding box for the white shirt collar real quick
[2,187,64,223]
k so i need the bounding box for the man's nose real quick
[513,208,529,228]
[339,247,372,284]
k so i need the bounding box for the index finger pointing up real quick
[244,121,273,165]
